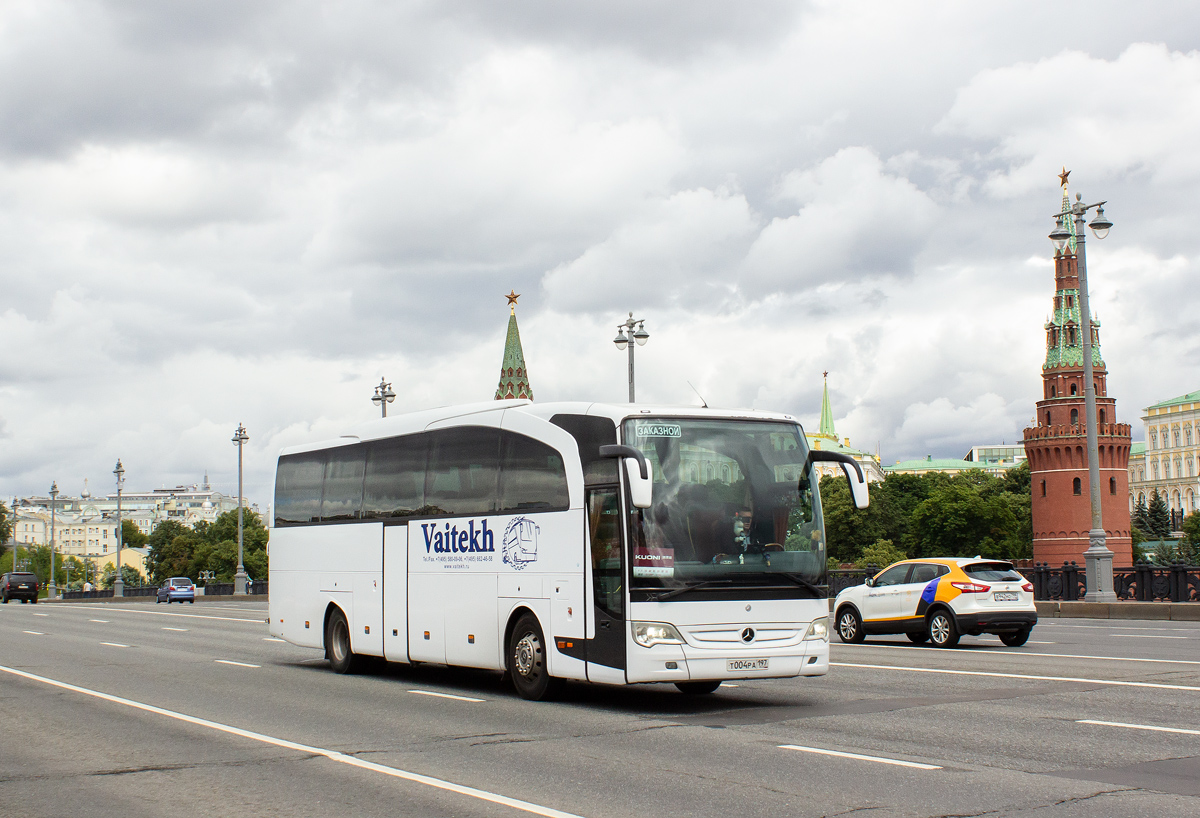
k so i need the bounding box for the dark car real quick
[1,572,40,604]
[156,577,195,604]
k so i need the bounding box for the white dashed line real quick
[263,637,286,642]
[1107,634,1188,639]
[33,613,49,617]
[1077,720,1200,736]
[88,619,109,623]
[834,662,1200,692]
[409,690,485,702]
[780,744,941,770]
[720,683,739,688]
[23,630,44,636]
[837,642,1200,666]
[162,627,189,632]
[215,660,260,668]
[0,665,583,818]
[101,642,130,648]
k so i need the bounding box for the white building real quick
[1129,389,1200,519]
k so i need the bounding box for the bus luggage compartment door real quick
[382,525,408,662]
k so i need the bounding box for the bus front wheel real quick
[675,680,722,695]
[325,608,359,674]
[507,614,559,701]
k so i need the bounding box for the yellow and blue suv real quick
[833,558,1037,647]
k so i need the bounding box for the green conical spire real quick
[818,371,836,439]
[495,291,534,400]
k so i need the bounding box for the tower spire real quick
[495,291,534,400]
[818,371,836,439]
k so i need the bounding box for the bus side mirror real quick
[803,450,869,510]
[598,445,653,509]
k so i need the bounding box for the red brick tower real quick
[1022,185,1133,567]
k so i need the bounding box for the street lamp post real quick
[113,460,125,597]
[232,423,250,595]
[372,378,396,417]
[612,313,650,403]
[1049,183,1115,602]
[47,481,59,599]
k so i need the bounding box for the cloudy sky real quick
[2,1,1199,510]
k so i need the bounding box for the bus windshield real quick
[621,418,825,598]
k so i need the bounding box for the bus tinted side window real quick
[322,444,366,521]
[275,452,325,526]
[549,414,618,485]
[424,427,501,516]
[363,434,428,519]
[500,431,569,512]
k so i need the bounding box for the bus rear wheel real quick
[325,608,359,674]
[675,680,722,695]
[507,614,559,701]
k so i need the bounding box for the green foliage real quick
[0,501,10,544]
[1132,497,1150,533]
[1146,490,1171,538]
[144,510,269,584]
[1179,512,1200,565]
[857,539,908,570]
[121,520,148,548]
[100,562,146,589]
[819,467,1031,565]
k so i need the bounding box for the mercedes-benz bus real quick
[268,400,868,700]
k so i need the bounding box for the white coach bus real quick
[268,400,868,700]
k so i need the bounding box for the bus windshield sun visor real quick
[803,450,869,510]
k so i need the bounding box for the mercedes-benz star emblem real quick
[740,627,755,643]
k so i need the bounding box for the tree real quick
[145,520,193,583]
[0,500,11,545]
[1179,511,1200,565]
[857,539,908,570]
[100,562,146,589]
[906,478,1024,560]
[1146,490,1171,539]
[121,520,148,549]
[1132,496,1150,533]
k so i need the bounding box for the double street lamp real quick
[113,459,125,597]
[372,378,396,417]
[612,313,650,403]
[47,481,59,599]
[232,423,250,595]
[1048,181,1116,602]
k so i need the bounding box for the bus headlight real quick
[631,622,684,647]
[803,618,829,641]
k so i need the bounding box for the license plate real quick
[726,658,769,672]
[994,591,1018,601]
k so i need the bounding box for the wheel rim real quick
[930,615,949,643]
[838,613,857,640]
[331,619,349,664]
[514,632,540,678]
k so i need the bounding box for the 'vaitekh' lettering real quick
[422,520,495,553]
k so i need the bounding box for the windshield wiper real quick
[774,572,826,597]
[650,580,733,602]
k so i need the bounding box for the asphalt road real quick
[2,600,1198,818]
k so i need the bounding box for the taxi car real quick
[833,558,1036,647]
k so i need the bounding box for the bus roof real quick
[277,400,804,457]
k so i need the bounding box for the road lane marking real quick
[23,631,44,635]
[33,613,48,617]
[162,627,189,632]
[1108,634,1188,639]
[409,690,485,702]
[0,665,586,818]
[720,683,739,688]
[1041,624,1198,633]
[62,607,263,624]
[1027,641,1055,644]
[779,744,941,770]
[1077,720,1200,736]
[263,637,285,642]
[215,660,260,668]
[101,642,130,648]
[836,642,1200,666]
[833,662,1200,692]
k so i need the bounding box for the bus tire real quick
[325,607,359,674]
[675,680,722,695]
[507,613,559,701]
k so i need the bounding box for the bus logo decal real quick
[502,517,540,571]
[421,520,496,554]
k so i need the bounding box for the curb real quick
[1036,600,1200,621]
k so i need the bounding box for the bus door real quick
[586,486,626,682]
[382,523,408,662]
